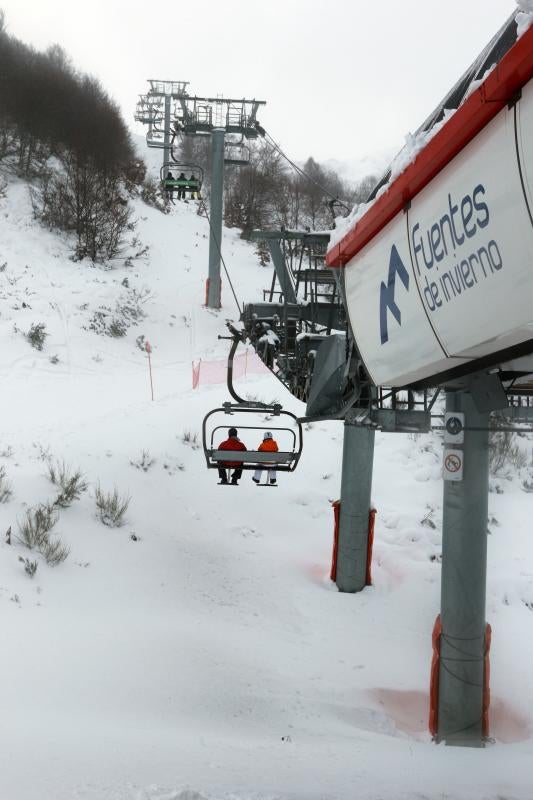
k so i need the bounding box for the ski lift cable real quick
[262,130,351,212]
[198,198,243,316]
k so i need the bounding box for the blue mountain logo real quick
[379,244,410,345]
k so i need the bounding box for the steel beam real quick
[163,95,171,169]
[437,388,489,746]
[266,241,297,304]
[207,128,225,309]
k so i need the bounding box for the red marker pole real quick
[145,340,154,401]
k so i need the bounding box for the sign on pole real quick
[444,412,465,444]
[443,448,464,481]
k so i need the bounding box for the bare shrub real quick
[140,176,168,213]
[117,286,152,324]
[18,503,58,550]
[130,450,154,472]
[0,465,13,502]
[87,287,151,338]
[33,442,51,461]
[17,503,69,565]
[47,460,88,507]
[88,309,127,337]
[40,536,70,566]
[181,430,199,449]
[19,556,38,577]
[244,393,280,407]
[489,426,528,475]
[32,156,136,263]
[522,474,533,493]
[26,322,48,351]
[95,484,130,527]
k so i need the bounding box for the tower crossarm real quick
[175,96,266,137]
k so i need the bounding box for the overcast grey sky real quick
[0,0,518,170]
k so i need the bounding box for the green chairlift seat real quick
[160,163,204,195]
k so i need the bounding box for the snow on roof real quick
[328,9,529,259]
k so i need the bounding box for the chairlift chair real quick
[160,163,204,196]
[146,130,166,149]
[224,142,251,166]
[135,107,163,126]
[202,324,303,478]
[134,96,164,127]
[202,403,303,474]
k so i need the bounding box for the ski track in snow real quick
[0,149,532,800]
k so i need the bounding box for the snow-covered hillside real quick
[324,149,396,186]
[0,162,532,800]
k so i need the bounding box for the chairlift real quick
[146,130,166,149]
[224,142,251,166]
[134,97,163,127]
[202,402,303,474]
[136,107,163,126]
[160,163,204,195]
[201,323,303,477]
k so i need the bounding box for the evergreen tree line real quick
[177,134,378,238]
[0,11,145,261]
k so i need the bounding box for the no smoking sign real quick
[443,448,464,481]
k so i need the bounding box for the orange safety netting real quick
[192,351,270,389]
[204,278,221,309]
[330,500,376,586]
[429,614,492,737]
[366,508,377,585]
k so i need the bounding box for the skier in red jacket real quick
[217,427,247,485]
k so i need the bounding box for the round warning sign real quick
[444,412,465,444]
[445,453,461,472]
[443,448,463,481]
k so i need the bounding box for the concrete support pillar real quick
[437,389,489,746]
[207,128,225,309]
[336,421,375,593]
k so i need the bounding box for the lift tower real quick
[134,80,190,168]
[175,94,266,309]
[135,84,265,309]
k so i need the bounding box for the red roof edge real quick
[326,24,533,268]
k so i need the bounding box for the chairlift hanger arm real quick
[223,322,279,409]
[226,329,248,405]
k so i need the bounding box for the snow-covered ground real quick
[0,157,532,800]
